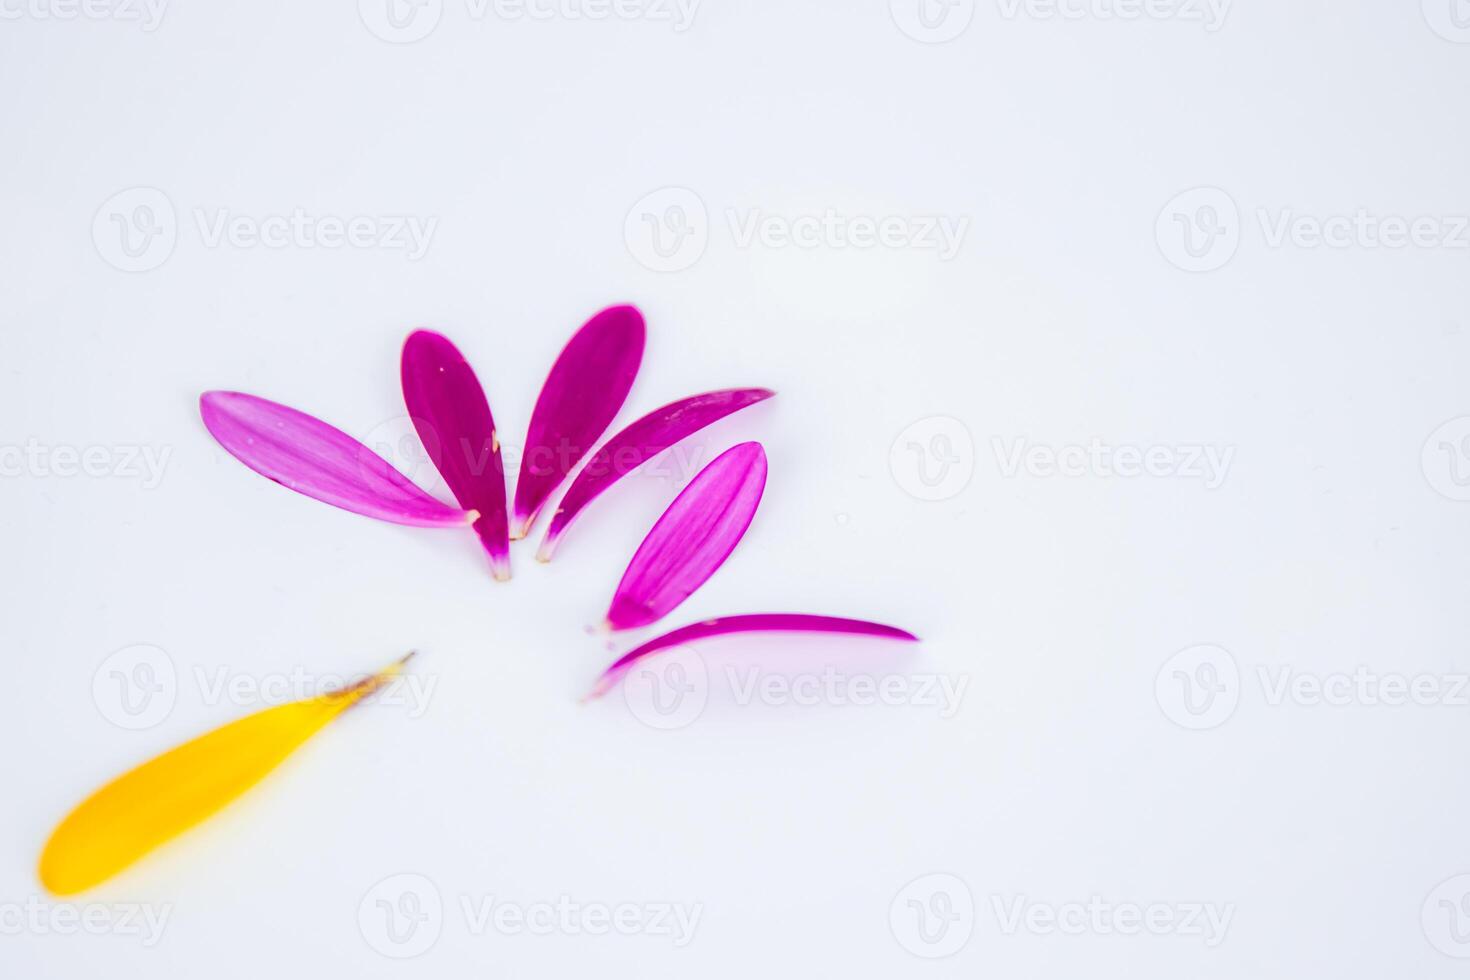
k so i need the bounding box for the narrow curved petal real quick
[401,330,510,580]
[512,305,645,539]
[201,391,472,528]
[585,615,919,700]
[605,442,767,631]
[537,388,775,562]
[39,654,414,896]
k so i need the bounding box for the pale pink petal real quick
[200,390,471,528]
[604,442,767,631]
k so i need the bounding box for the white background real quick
[3,1,1470,976]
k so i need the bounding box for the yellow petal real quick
[39,653,412,896]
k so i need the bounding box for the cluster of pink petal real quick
[200,304,916,695]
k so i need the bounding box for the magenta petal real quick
[604,441,767,631]
[199,390,471,528]
[512,304,645,539]
[537,387,775,562]
[586,614,919,699]
[401,330,510,580]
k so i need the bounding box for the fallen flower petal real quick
[512,304,645,539]
[200,391,473,528]
[604,442,767,631]
[401,330,511,580]
[537,387,775,562]
[39,653,415,897]
[585,614,919,700]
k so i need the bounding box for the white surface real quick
[3,2,1470,976]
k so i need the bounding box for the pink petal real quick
[585,614,919,700]
[512,304,645,539]
[536,387,775,562]
[199,390,472,528]
[604,441,767,631]
[401,330,511,581]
